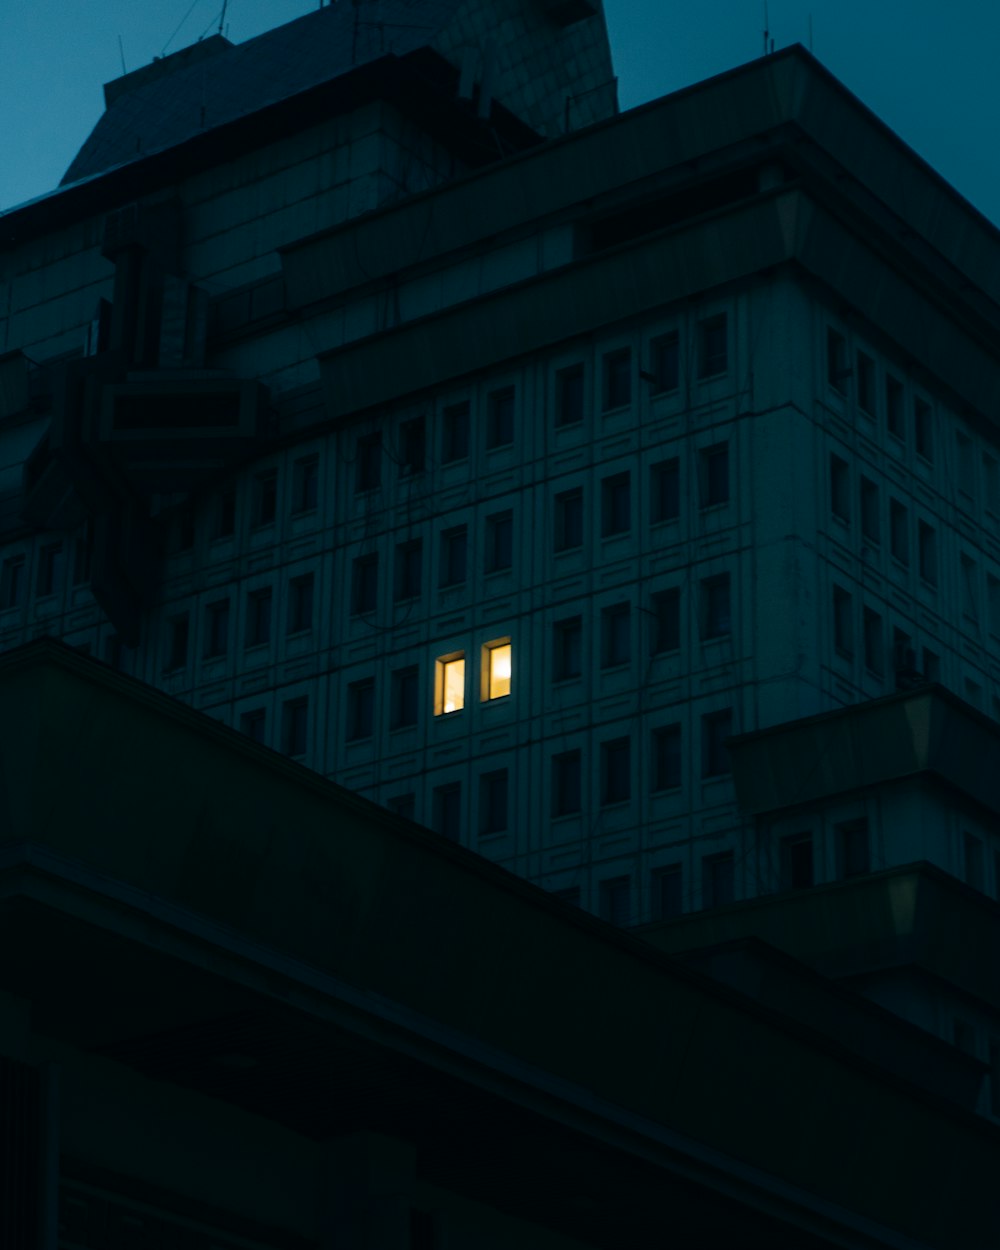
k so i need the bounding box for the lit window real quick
[435,653,465,715]
[483,639,512,701]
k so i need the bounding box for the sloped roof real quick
[62,0,464,185]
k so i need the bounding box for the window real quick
[914,399,933,461]
[390,665,419,729]
[435,653,465,715]
[599,876,631,926]
[395,539,422,602]
[37,543,63,597]
[830,454,850,523]
[703,851,734,907]
[164,614,189,672]
[433,783,462,841]
[700,444,729,507]
[553,616,582,681]
[487,387,515,449]
[73,522,93,584]
[837,819,869,878]
[832,585,853,658]
[652,865,683,920]
[480,769,508,834]
[1,556,25,609]
[701,574,731,640]
[245,588,271,648]
[485,511,513,573]
[601,603,631,668]
[552,750,582,816]
[918,521,937,585]
[347,678,375,741]
[355,433,381,493]
[351,553,378,615]
[282,697,308,757]
[827,329,848,393]
[601,737,631,805]
[653,724,681,790]
[957,432,975,497]
[204,600,229,658]
[649,331,679,394]
[483,639,512,700]
[291,457,319,514]
[860,476,879,544]
[886,375,904,439]
[964,832,985,892]
[555,363,584,427]
[601,472,630,537]
[211,488,236,539]
[893,628,917,689]
[399,416,425,475]
[240,708,266,744]
[602,347,631,411]
[701,709,732,777]
[989,575,1000,638]
[651,588,680,655]
[922,647,940,682]
[780,834,814,890]
[856,351,875,415]
[253,470,277,528]
[889,499,908,565]
[651,457,680,523]
[554,488,584,551]
[990,1041,1000,1119]
[287,573,314,635]
[439,527,467,588]
[698,314,727,377]
[961,554,978,620]
[442,401,470,463]
[863,607,883,676]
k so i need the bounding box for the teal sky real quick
[2,0,997,226]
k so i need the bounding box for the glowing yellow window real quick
[435,653,466,715]
[483,639,512,701]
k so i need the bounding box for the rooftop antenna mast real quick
[763,1,769,56]
[218,0,229,37]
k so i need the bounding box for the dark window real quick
[73,522,94,584]
[649,331,679,394]
[599,876,631,926]
[351,553,378,615]
[652,865,683,920]
[245,588,272,648]
[781,834,814,890]
[704,852,735,907]
[601,602,631,668]
[400,416,426,475]
[698,314,727,377]
[37,543,63,597]
[856,351,875,415]
[212,488,236,539]
[554,616,583,681]
[355,433,382,493]
[390,665,419,729]
[700,444,729,507]
[439,527,468,588]
[555,364,584,427]
[240,708,266,744]
[287,573,314,634]
[701,574,731,640]
[890,499,909,564]
[830,454,850,523]
[292,457,318,514]
[827,328,848,394]
[922,647,940,682]
[433,783,462,841]
[395,540,422,602]
[282,697,308,757]
[480,769,508,834]
[552,750,582,816]
[860,476,879,543]
[485,511,513,573]
[204,600,230,658]
[837,819,869,878]
[701,709,732,777]
[651,587,680,654]
[442,402,470,463]
[964,832,984,892]
[653,724,681,790]
[601,472,630,537]
[990,1041,1000,1119]
[863,607,883,676]
[651,457,680,523]
[957,432,974,496]
[347,678,375,741]
[886,375,904,439]
[961,555,977,620]
[253,470,277,527]
[487,387,515,449]
[164,614,189,672]
[914,399,933,460]
[602,348,631,411]
[893,628,917,690]
[833,585,853,658]
[555,488,584,551]
[601,737,631,804]
[2,556,26,609]
[918,521,937,585]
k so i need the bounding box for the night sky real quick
[2,0,997,226]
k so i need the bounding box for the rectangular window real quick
[37,543,63,598]
[601,472,630,537]
[601,737,631,805]
[399,416,426,475]
[914,399,933,461]
[988,575,1000,638]
[652,865,683,920]
[893,628,916,689]
[922,647,940,682]
[651,587,680,655]
[856,351,875,415]
[700,444,729,507]
[486,387,515,449]
[483,640,512,701]
[918,521,937,585]
[347,678,375,741]
[957,432,975,497]
[439,526,468,588]
[240,708,266,744]
[961,554,978,620]
[780,834,814,890]
[601,603,631,668]
[204,599,230,658]
[287,573,314,635]
[554,488,584,551]
[827,328,848,394]
[282,697,308,757]
[395,539,422,602]
[701,709,732,777]
[860,476,880,544]
[253,470,277,528]
[863,607,883,676]
[351,553,378,615]
[602,347,631,411]
[291,456,319,514]
[653,724,681,791]
[553,616,582,681]
[164,613,189,672]
[485,510,513,573]
[442,401,470,463]
[837,819,870,878]
[599,876,631,926]
[246,587,272,648]
[701,574,731,640]
[73,522,94,584]
[886,375,904,439]
[435,653,465,715]
[552,750,582,816]
[355,433,381,493]
[211,488,236,539]
[479,769,508,835]
[889,499,908,565]
[703,852,735,907]
[651,457,680,523]
[1,555,25,609]
[555,363,584,427]
[433,782,462,841]
[649,331,679,394]
[833,585,853,658]
[698,314,727,378]
[830,454,850,523]
[964,831,984,892]
[390,665,419,729]
[990,1041,1000,1119]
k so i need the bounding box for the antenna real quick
[218,0,228,36]
[118,34,127,76]
[763,0,769,56]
